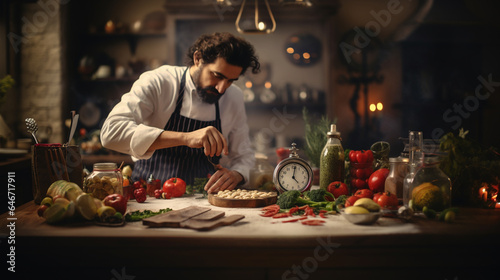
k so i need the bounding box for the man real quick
[101,32,260,194]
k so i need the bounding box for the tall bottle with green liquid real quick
[319,124,345,189]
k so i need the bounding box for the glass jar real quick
[249,154,275,191]
[349,161,373,192]
[370,141,390,170]
[385,157,409,203]
[405,155,451,212]
[319,124,345,190]
[84,162,123,200]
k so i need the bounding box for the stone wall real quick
[18,1,66,143]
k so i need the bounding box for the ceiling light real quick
[236,0,276,34]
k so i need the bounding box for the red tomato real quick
[327,181,349,199]
[345,195,360,207]
[348,150,358,163]
[372,192,383,203]
[354,168,366,179]
[367,168,390,193]
[163,177,187,197]
[276,147,290,162]
[373,192,399,209]
[365,150,374,163]
[351,178,367,190]
[354,188,373,199]
[356,151,367,163]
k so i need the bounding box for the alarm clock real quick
[273,143,313,193]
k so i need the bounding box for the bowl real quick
[340,209,381,225]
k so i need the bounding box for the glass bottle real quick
[249,153,275,191]
[84,162,123,200]
[407,155,451,212]
[385,157,409,204]
[403,131,423,207]
[319,124,344,190]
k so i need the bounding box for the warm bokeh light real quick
[245,81,253,88]
[293,53,300,60]
[258,22,266,30]
[286,47,294,54]
[264,81,272,89]
[369,104,376,112]
[377,102,383,111]
[303,52,310,59]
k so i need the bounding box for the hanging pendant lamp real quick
[235,0,276,34]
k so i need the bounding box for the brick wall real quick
[18,1,66,144]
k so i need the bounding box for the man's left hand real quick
[204,167,243,194]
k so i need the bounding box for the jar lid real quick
[93,162,118,170]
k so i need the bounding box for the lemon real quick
[97,206,116,221]
[43,203,67,224]
[76,193,97,220]
[344,206,370,214]
[353,198,381,212]
[40,197,53,207]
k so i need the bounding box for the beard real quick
[191,65,222,104]
[197,86,222,104]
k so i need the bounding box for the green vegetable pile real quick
[185,177,209,198]
[276,190,336,212]
[125,208,172,222]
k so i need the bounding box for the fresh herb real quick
[185,177,209,198]
[125,208,172,222]
[303,107,334,168]
[439,129,500,207]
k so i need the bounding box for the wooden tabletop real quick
[1,196,499,280]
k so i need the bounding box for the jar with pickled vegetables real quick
[84,162,123,200]
[406,155,451,212]
[319,124,345,190]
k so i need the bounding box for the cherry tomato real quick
[367,168,390,193]
[356,151,368,163]
[373,191,399,209]
[354,188,373,199]
[351,178,367,190]
[327,181,349,199]
[348,150,358,163]
[365,150,374,163]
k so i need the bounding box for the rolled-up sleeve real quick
[101,69,176,159]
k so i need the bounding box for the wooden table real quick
[1,196,499,280]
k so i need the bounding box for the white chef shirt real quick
[100,65,255,182]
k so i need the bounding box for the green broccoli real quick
[276,190,330,209]
[303,189,334,202]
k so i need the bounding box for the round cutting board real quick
[208,192,278,208]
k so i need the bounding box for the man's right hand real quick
[184,126,228,157]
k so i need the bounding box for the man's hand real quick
[185,126,228,157]
[204,167,243,194]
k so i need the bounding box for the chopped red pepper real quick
[319,212,327,218]
[301,219,325,226]
[288,206,299,215]
[282,216,308,223]
[272,213,291,219]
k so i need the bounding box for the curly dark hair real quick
[186,32,260,75]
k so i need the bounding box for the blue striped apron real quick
[132,69,221,185]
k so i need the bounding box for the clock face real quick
[277,162,311,192]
